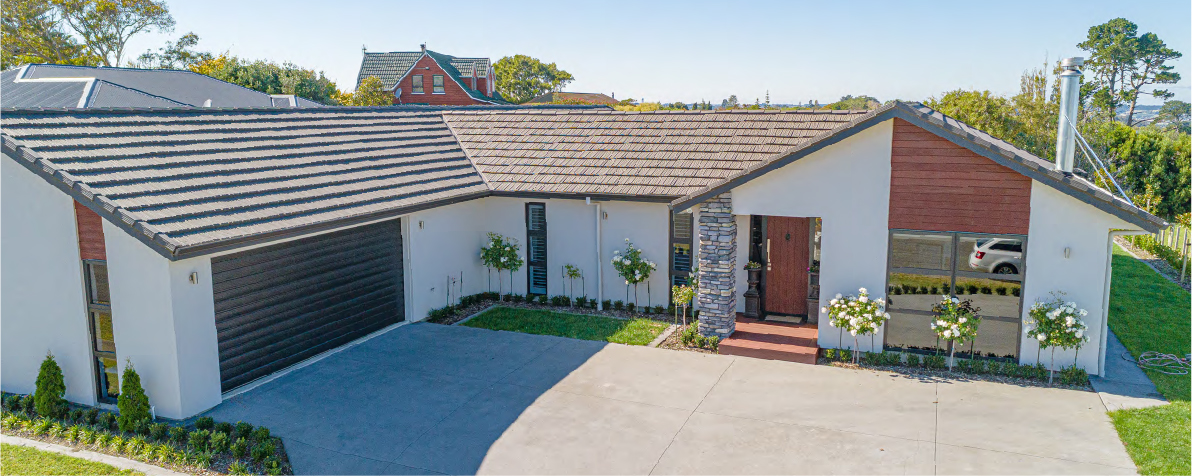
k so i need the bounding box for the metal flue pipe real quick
[1055,57,1084,173]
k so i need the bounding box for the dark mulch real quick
[820,359,1093,391]
[656,324,718,354]
[428,299,687,326]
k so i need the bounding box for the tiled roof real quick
[356,50,502,104]
[443,109,869,197]
[0,108,488,258]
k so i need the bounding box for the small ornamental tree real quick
[612,238,657,306]
[931,296,981,370]
[34,352,68,418]
[822,287,889,363]
[671,284,696,325]
[480,233,524,295]
[116,361,151,432]
[564,264,583,304]
[1025,293,1090,384]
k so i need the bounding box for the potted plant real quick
[822,287,890,364]
[1025,294,1090,384]
[931,296,981,370]
[808,261,820,286]
[744,261,762,319]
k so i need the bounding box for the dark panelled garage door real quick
[211,220,404,391]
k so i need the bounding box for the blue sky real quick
[129,0,1190,105]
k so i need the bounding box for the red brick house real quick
[356,44,505,105]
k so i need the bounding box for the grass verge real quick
[0,443,140,475]
[1106,245,1190,476]
[463,306,669,345]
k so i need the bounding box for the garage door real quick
[211,220,404,391]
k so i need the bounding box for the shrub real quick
[929,286,938,295]
[839,349,853,362]
[213,421,233,435]
[80,427,97,445]
[210,431,230,453]
[49,421,67,438]
[1059,365,1089,386]
[67,424,84,442]
[264,456,284,475]
[234,421,254,440]
[917,286,929,294]
[228,461,252,475]
[626,302,636,313]
[679,325,698,347]
[230,437,249,459]
[892,287,903,295]
[707,336,720,352]
[536,295,547,305]
[1011,287,1021,297]
[613,300,625,311]
[3,394,21,411]
[995,287,1008,295]
[601,300,612,310]
[97,412,116,430]
[980,286,992,294]
[194,416,214,431]
[117,363,151,432]
[84,408,99,425]
[956,358,975,373]
[251,440,276,462]
[68,409,84,423]
[923,355,946,369]
[95,430,113,445]
[905,353,921,367]
[953,287,964,295]
[512,294,525,303]
[966,285,978,294]
[653,305,664,314]
[900,284,912,293]
[107,434,125,453]
[824,348,837,360]
[126,436,147,455]
[940,285,951,294]
[191,450,213,468]
[35,353,68,418]
[576,296,588,307]
[149,422,169,441]
[692,333,706,348]
[502,294,513,302]
[250,426,270,442]
[169,426,188,445]
[188,429,211,452]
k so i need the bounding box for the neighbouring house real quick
[2,64,324,108]
[0,95,1165,419]
[356,44,504,105]
[524,92,618,105]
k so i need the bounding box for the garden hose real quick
[1127,351,1191,375]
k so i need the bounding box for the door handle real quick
[766,239,771,271]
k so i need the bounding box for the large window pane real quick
[88,263,110,304]
[890,232,952,272]
[884,311,942,353]
[957,235,1023,276]
[887,273,951,313]
[97,357,119,398]
[970,318,1020,359]
[954,277,1021,318]
[91,311,115,353]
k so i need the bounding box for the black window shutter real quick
[526,203,548,296]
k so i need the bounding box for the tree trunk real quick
[949,344,955,372]
[1049,347,1056,385]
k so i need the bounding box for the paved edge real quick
[452,304,498,326]
[648,325,678,347]
[1,433,187,476]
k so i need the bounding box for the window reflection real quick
[890,232,952,271]
[958,236,1022,276]
[885,311,941,353]
[954,277,1021,318]
[887,273,952,312]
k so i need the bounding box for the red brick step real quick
[719,317,819,365]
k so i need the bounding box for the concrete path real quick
[205,323,1136,475]
[1089,331,1168,411]
[1,434,186,476]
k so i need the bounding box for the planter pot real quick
[744,268,762,319]
[805,298,819,324]
[808,272,819,286]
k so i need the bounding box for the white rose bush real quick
[931,296,981,370]
[822,287,890,364]
[480,232,524,295]
[1025,293,1090,383]
[612,238,657,306]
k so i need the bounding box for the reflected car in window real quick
[967,238,1023,274]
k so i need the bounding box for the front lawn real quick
[1106,244,1191,476]
[463,307,669,345]
[0,443,140,475]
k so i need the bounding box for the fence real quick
[1150,224,1191,283]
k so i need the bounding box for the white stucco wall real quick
[1,156,96,405]
[1021,182,1141,375]
[404,200,492,321]
[731,120,895,350]
[103,221,222,419]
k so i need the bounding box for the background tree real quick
[720,95,739,109]
[130,31,210,69]
[826,94,881,110]
[493,54,574,104]
[1154,100,1191,133]
[54,0,176,67]
[334,76,393,106]
[1,0,97,68]
[1079,18,1183,125]
[189,54,341,104]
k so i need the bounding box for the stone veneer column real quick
[696,193,737,337]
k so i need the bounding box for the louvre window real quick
[83,261,118,401]
[670,212,695,303]
[526,203,547,296]
[433,75,445,94]
[412,75,424,94]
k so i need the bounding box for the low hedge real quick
[820,350,1089,386]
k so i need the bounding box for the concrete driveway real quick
[205,323,1136,475]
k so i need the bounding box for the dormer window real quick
[433,75,445,94]
[412,75,424,94]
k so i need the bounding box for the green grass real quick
[462,307,669,345]
[0,443,140,475]
[1106,245,1191,476]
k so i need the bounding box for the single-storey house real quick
[0,99,1165,419]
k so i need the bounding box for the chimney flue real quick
[420,43,427,53]
[1055,57,1083,173]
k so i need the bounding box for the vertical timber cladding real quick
[211,220,404,392]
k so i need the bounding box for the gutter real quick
[589,197,603,310]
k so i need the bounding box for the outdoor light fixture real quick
[419,220,425,229]
[189,272,199,284]
[1064,247,1071,259]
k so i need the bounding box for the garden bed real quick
[0,395,290,475]
[656,324,720,354]
[818,349,1092,391]
[460,306,670,346]
[425,292,694,327]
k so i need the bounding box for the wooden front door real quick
[764,216,810,315]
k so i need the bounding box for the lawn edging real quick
[2,433,183,475]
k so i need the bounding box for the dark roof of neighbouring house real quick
[3,64,324,108]
[524,92,618,105]
[356,49,504,104]
[0,102,1165,260]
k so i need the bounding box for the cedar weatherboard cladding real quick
[74,201,107,260]
[211,219,404,391]
[889,119,1032,234]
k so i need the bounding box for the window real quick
[526,203,548,296]
[884,230,1026,360]
[412,75,424,94]
[433,75,445,94]
[83,261,119,401]
[670,212,695,301]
